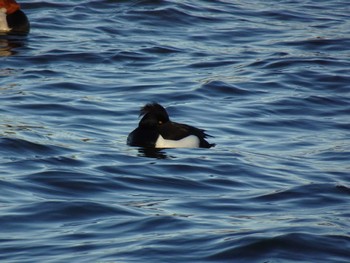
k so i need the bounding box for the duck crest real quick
[140,103,168,118]
[139,102,169,127]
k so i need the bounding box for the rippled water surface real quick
[1,0,350,262]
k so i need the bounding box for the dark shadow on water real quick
[137,148,170,159]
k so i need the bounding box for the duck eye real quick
[158,120,163,125]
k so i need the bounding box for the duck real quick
[0,0,30,34]
[127,103,215,148]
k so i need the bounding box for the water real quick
[1,0,350,262]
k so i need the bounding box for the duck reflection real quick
[137,147,170,159]
[0,37,25,56]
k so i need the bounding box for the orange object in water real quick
[0,0,20,15]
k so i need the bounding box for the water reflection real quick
[137,147,170,159]
[0,36,26,56]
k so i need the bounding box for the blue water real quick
[1,0,350,262]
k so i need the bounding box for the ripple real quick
[208,233,350,262]
[1,0,350,262]
[0,137,66,158]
